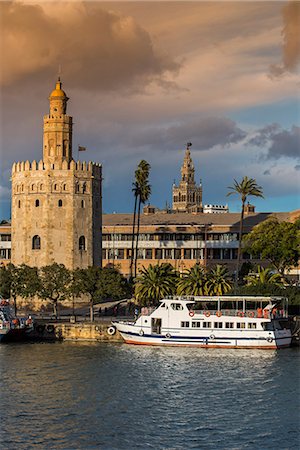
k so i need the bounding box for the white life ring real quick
[107,326,116,336]
[165,333,171,339]
[267,337,273,343]
[189,311,195,317]
[139,329,144,336]
[210,334,215,340]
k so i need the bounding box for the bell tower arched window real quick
[58,199,63,207]
[32,235,41,250]
[79,236,86,251]
[35,199,40,207]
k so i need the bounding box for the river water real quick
[0,342,299,450]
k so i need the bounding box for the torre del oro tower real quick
[11,79,102,269]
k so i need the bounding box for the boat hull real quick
[114,324,291,349]
[0,327,28,343]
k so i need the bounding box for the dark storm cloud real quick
[249,124,300,160]
[269,1,300,77]
[1,2,180,92]
[266,125,300,160]
[128,117,246,151]
[248,124,281,147]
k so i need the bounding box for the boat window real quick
[237,323,246,329]
[181,321,190,328]
[192,322,201,328]
[203,322,211,328]
[171,303,183,311]
[214,322,223,328]
[225,322,234,329]
[248,323,257,329]
[261,322,274,331]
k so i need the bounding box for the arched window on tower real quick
[79,236,86,251]
[81,200,85,208]
[58,199,63,207]
[32,235,41,250]
[35,199,40,207]
[18,200,21,208]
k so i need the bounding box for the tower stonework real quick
[172,145,203,212]
[11,79,102,270]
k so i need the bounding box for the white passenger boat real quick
[112,296,292,349]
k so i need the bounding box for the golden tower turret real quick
[43,78,73,165]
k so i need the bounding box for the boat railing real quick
[192,309,287,319]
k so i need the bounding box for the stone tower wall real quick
[11,160,102,270]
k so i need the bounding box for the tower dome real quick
[49,77,68,99]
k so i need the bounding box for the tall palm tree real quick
[205,264,232,296]
[130,180,139,279]
[227,176,264,288]
[135,263,178,306]
[134,161,151,278]
[245,265,283,287]
[177,264,208,296]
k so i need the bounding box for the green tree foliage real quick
[239,261,253,280]
[72,266,101,321]
[244,265,284,287]
[205,264,232,295]
[0,264,12,300]
[244,217,300,276]
[0,264,40,314]
[227,176,264,286]
[38,263,71,318]
[177,264,207,296]
[72,266,131,321]
[0,264,22,315]
[135,263,178,306]
[96,267,131,302]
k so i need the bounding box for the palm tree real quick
[135,263,178,306]
[245,265,284,287]
[134,161,151,278]
[205,264,232,296]
[227,176,264,288]
[130,180,139,279]
[130,161,151,279]
[177,264,208,296]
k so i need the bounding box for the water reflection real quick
[0,343,299,450]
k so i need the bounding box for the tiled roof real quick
[103,211,293,230]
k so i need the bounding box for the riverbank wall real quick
[31,319,123,342]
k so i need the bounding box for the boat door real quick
[151,318,162,335]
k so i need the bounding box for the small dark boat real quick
[0,300,33,343]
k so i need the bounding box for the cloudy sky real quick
[1,1,299,219]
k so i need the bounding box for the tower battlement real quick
[12,160,101,175]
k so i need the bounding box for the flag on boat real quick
[78,145,86,152]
